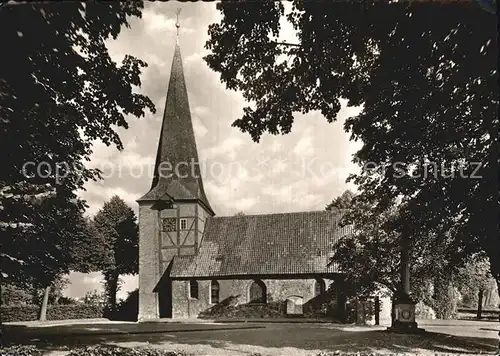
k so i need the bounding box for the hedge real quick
[458,307,500,314]
[1,304,104,322]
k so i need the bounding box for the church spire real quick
[138,19,213,215]
[175,8,181,45]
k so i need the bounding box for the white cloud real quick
[192,106,210,118]
[227,197,258,212]
[270,141,284,153]
[86,141,115,167]
[64,272,138,301]
[79,184,138,216]
[184,52,203,67]
[143,11,194,35]
[235,165,264,183]
[204,137,246,160]
[291,193,323,210]
[309,164,352,188]
[269,157,288,175]
[83,274,102,285]
[193,117,208,138]
[260,179,326,212]
[204,180,227,199]
[117,152,152,169]
[126,136,139,151]
[293,128,315,157]
[142,53,169,69]
[262,184,293,202]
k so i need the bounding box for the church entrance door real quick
[158,279,172,318]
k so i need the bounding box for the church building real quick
[136,38,356,321]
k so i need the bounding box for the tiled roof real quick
[137,44,213,214]
[170,211,353,278]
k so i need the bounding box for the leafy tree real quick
[69,216,109,274]
[204,1,498,290]
[0,1,155,317]
[93,196,139,316]
[234,211,246,216]
[427,274,460,320]
[49,276,70,305]
[115,289,139,321]
[328,191,468,321]
[325,190,355,213]
[31,275,70,304]
[454,257,495,318]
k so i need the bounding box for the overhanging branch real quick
[272,41,301,47]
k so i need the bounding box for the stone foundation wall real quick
[170,277,343,319]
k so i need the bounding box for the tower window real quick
[180,218,187,230]
[249,280,266,304]
[189,280,198,299]
[314,278,326,297]
[210,280,220,304]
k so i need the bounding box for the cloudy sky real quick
[64,2,363,300]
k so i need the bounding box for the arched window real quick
[210,280,220,304]
[314,279,326,297]
[249,280,266,304]
[189,280,198,299]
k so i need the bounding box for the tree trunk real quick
[477,289,484,320]
[391,295,396,326]
[104,270,120,318]
[39,286,50,321]
[488,250,499,301]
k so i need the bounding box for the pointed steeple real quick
[138,41,213,215]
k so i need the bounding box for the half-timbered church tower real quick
[137,36,215,320]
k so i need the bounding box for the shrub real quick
[113,288,138,321]
[48,304,104,320]
[57,296,79,305]
[1,304,103,322]
[0,345,43,356]
[0,284,34,306]
[199,298,286,319]
[1,305,39,321]
[66,345,191,356]
[430,280,459,319]
[83,290,106,309]
[303,288,340,318]
[415,301,436,319]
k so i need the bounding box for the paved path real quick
[2,320,264,340]
[3,319,499,356]
[4,318,123,328]
[419,319,500,340]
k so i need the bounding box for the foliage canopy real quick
[205,1,499,287]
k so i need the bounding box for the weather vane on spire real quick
[175,8,181,44]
